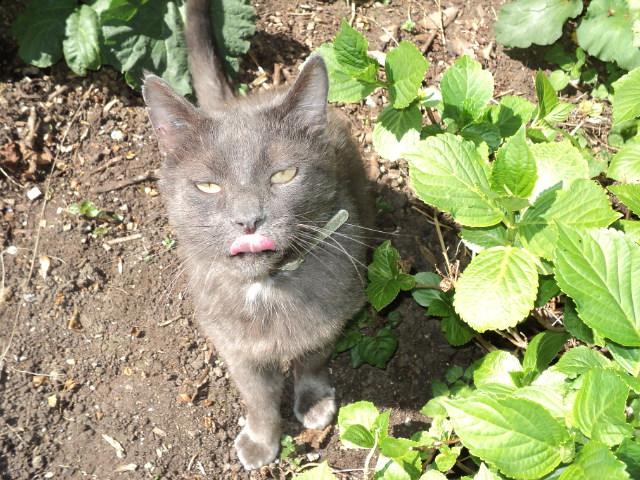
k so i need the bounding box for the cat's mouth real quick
[229,233,276,256]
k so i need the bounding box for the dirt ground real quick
[0,0,544,478]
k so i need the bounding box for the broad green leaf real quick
[100,0,191,94]
[535,70,559,119]
[380,437,419,460]
[543,102,574,124]
[494,195,530,212]
[617,219,640,244]
[386,41,428,108]
[422,396,448,418]
[460,224,509,252]
[513,386,571,419]
[334,329,362,354]
[333,19,378,79]
[420,471,447,480]
[555,226,640,346]
[338,401,379,448]
[472,350,523,388]
[373,410,391,443]
[563,298,602,345]
[460,122,502,152]
[374,452,421,480]
[473,463,502,480]
[319,44,378,103]
[616,438,640,479]
[12,0,77,68]
[573,368,633,445]
[411,272,442,308]
[405,134,502,227]
[435,445,462,471]
[490,125,536,197]
[489,96,537,138]
[294,461,338,480]
[607,341,640,376]
[373,104,422,161]
[209,0,255,75]
[548,70,570,91]
[445,395,571,479]
[440,56,494,125]
[529,140,589,200]
[553,346,610,378]
[441,313,477,347]
[609,184,640,215]
[63,5,102,76]
[353,328,398,369]
[577,0,640,71]
[454,246,538,331]
[494,0,583,48]
[445,365,464,383]
[523,331,570,374]
[608,145,640,183]
[534,275,560,308]
[367,241,415,311]
[559,442,629,480]
[518,179,620,260]
[341,424,375,449]
[612,66,640,128]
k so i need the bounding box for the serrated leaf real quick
[318,44,378,103]
[609,184,640,217]
[341,424,375,449]
[490,96,537,138]
[523,331,570,374]
[460,122,502,152]
[555,226,640,346]
[338,401,379,448]
[63,5,102,76]
[512,386,571,419]
[294,461,338,480]
[420,471,447,480]
[209,0,256,75]
[472,350,523,388]
[405,134,502,227]
[374,452,421,480]
[454,246,538,332]
[559,442,629,480]
[380,437,419,460]
[12,0,77,68]
[445,395,571,479]
[518,179,620,260]
[543,102,574,124]
[577,0,640,72]
[373,104,422,161]
[549,70,570,91]
[473,463,502,480]
[573,368,633,445]
[529,140,589,200]
[608,145,640,183]
[367,241,415,311]
[490,125,536,197]
[535,70,559,120]
[385,41,428,108]
[334,19,378,78]
[563,298,604,346]
[441,313,477,347]
[440,56,494,126]
[553,346,610,378]
[435,445,461,472]
[617,219,640,244]
[334,330,363,354]
[494,0,583,48]
[411,272,442,307]
[612,66,640,128]
[534,275,560,308]
[607,341,640,376]
[460,224,510,252]
[616,438,640,479]
[373,410,391,442]
[421,396,448,418]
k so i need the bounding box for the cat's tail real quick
[185,0,236,111]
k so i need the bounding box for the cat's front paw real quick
[294,385,336,430]
[234,427,279,470]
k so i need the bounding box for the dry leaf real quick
[63,379,78,391]
[129,327,141,338]
[204,417,212,429]
[114,464,137,473]
[102,434,125,458]
[68,309,83,331]
[123,366,133,376]
[54,293,65,305]
[33,375,47,387]
[47,394,57,407]
[178,392,193,403]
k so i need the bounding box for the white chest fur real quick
[245,277,273,306]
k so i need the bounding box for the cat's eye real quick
[195,182,222,194]
[270,168,297,185]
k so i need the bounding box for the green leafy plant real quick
[312,22,640,480]
[280,434,302,467]
[12,0,255,95]
[494,0,640,72]
[68,200,123,234]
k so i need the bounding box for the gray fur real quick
[142,0,371,470]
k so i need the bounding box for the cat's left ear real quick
[142,74,201,155]
[279,56,329,134]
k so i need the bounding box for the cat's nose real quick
[234,215,265,234]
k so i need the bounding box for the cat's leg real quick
[293,348,336,430]
[227,359,283,470]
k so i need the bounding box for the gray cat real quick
[142,0,371,470]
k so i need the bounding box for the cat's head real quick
[143,57,339,279]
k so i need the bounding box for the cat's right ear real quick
[142,74,200,155]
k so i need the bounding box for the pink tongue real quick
[229,234,276,255]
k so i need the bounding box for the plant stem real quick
[413,283,442,290]
[363,430,379,480]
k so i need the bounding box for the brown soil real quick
[0,1,542,479]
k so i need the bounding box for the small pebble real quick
[27,187,42,200]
